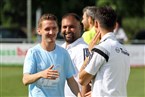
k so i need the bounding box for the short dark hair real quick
[95,6,117,30]
[38,13,58,28]
[62,13,81,22]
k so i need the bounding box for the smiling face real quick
[38,20,58,44]
[61,16,81,44]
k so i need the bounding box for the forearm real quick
[23,65,59,86]
[23,72,42,86]
[81,84,91,96]
[80,57,89,72]
[67,77,82,97]
[69,81,80,96]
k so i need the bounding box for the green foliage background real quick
[0,0,145,42]
[123,17,145,41]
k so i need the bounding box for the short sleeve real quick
[23,49,36,74]
[85,46,109,75]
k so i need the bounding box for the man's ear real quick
[37,28,41,35]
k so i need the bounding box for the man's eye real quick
[45,28,50,31]
[63,26,67,29]
[70,25,75,28]
[53,27,57,30]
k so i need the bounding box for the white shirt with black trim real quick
[62,38,88,97]
[85,32,130,97]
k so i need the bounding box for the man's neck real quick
[100,29,113,39]
[89,25,94,30]
[41,41,55,51]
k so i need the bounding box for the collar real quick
[100,32,116,43]
[62,38,84,50]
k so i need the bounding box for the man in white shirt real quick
[79,6,130,97]
[61,13,89,97]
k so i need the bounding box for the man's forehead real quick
[42,20,56,23]
[42,20,57,25]
[41,20,57,29]
[62,18,79,25]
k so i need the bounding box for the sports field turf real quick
[0,66,144,97]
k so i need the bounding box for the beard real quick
[63,32,75,44]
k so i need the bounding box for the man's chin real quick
[64,37,74,43]
[66,39,74,44]
[46,39,55,43]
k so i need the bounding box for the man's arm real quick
[22,73,42,86]
[80,31,100,85]
[81,84,91,97]
[79,70,93,86]
[80,30,101,96]
[67,76,82,97]
[22,65,59,85]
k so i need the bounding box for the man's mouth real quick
[65,32,72,38]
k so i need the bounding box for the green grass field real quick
[0,66,145,97]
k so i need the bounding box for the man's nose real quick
[49,30,53,34]
[66,27,71,32]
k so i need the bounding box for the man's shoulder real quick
[25,44,41,56]
[76,42,88,48]
[82,30,91,37]
[56,44,66,50]
[56,44,69,53]
[29,44,40,51]
[61,43,66,48]
[75,38,88,47]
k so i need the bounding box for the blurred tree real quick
[96,0,145,17]
[0,0,144,29]
[0,0,26,27]
[96,0,145,42]
[0,0,95,27]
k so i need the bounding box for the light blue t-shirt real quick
[23,44,76,97]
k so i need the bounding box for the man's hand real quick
[85,91,91,97]
[40,65,59,80]
[77,92,83,97]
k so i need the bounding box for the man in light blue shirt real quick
[22,13,82,97]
